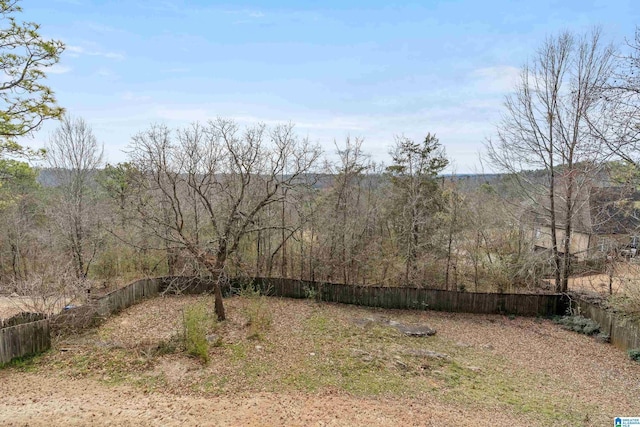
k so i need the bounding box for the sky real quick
[15,0,640,173]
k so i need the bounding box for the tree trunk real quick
[212,250,227,321]
[549,155,562,292]
[561,169,575,293]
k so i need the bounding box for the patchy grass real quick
[243,295,273,341]
[0,354,43,371]
[5,295,640,427]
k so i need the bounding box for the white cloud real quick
[155,107,211,122]
[41,64,72,74]
[223,8,266,24]
[161,67,190,73]
[102,52,125,60]
[471,65,521,93]
[95,68,118,80]
[66,45,125,61]
[143,103,498,173]
[223,8,265,18]
[121,92,151,102]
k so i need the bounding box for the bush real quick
[155,334,184,356]
[554,315,601,336]
[304,284,320,301]
[242,292,273,341]
[629,349,640,362]
[183,301,217,364]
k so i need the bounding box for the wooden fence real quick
[0,312,46,329]
[241,277,566,317]
[246,278,640,351]
[5,275,640,365]
[52,278,164,332]
[572,299,640,351]
[0,319,50,365]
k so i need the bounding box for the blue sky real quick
[19,0,640,172]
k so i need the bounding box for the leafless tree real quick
[442,177,466,290]
[486,29,615,292]
[317,137,374,284]
[8,260,87,315]
[127,119,321,320]
[46,115,104,279]
[593,27,640,169]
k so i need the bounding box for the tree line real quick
[0,0,639,319]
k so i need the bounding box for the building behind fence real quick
[1,275,639,365]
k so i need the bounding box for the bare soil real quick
[0,296,72,320]
[567,261,640,295]
[1,295,639,426]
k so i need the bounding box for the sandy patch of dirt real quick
[567,261,640,295]
[0,296,75,320]
[0,372,524,427]
[0,296,70,320]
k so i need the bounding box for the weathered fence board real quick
[8,275,640,366]
[235,277,565,317]
[52,278,163,333]
[0,312,46,329]
[0,320,50,365]
[574,299,640,351]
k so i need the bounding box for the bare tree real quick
[8,260,87,315]
[442,177,466,290]
[317,137,375,284]
[46,115,104,279]
[127,119,321,320]
[595,27,640,169]
[487,29,615,292]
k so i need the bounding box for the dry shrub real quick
[239,285,273,340]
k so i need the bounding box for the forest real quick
[1,3,640,322]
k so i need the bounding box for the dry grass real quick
[2,295,640,426]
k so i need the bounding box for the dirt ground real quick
[0,296,71,320]
[537,261,640,296]
[0,374,528,427]
[1,296,639,426]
